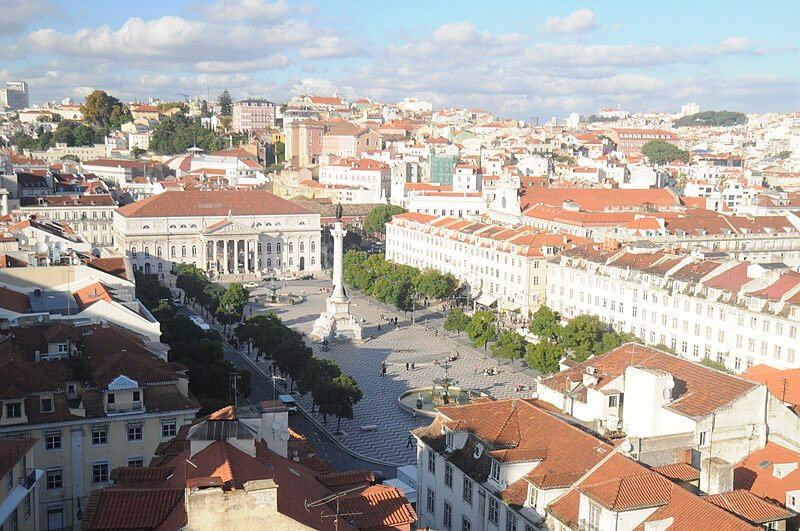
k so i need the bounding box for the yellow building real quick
[0,438,41,531]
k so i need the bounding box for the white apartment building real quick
[0,81,29,111]
[546,242,800,373]
[386,213,582,314]
[17,194,117,247]
[113,190,322,279]
[319,158,391,203]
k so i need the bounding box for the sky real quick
[2,0,799,119]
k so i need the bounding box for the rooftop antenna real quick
[305,485,364,531]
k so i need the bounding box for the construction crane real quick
[305,485,364,531]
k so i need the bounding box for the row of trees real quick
[364,204,405,234]
[236,312,362,432]
[443,306,637,374]
[343,250,457,316]
[674,111,747,128]
[174,263,249,331]
[149,112,243,155]
[134,272,250,415]
[641,140,690,165]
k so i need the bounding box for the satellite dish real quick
[34,242,49,256]
[620,440,633,454]
[530,391,539,400]
[473,443,484,459]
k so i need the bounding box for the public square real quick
[243,278,539,466]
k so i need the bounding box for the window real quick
[144,247,150,257]
[462,516,472,531]
[505,509,517,531]
[276,242,281,253]
[446,430,454,449]
[181,246,187,257]
[41,397,53,413]
[127,457,144,467]
[608,395,618,408]
[171,246,176,257]
[161,419,177,438]
[127,423,143,441]
[131,247,137,258]
[463,476,473,504]
[24,493,31,520]
[490,459,501,482]
[426,488,435,515]
[588,503,601,531]
[488,497,499,524]
[6,402,21,418]
[445,462,453,488]
[428,450,436,474]
[133,391,140,402]
[443,500,452,530]
[192,245,197,256]
[527,486,538,508]
[45,431,62,451]
[10,508,17,531]
[92,462,109,484]
[266,242,272,253]
[288,242,294,254]
[45,469,62,490]
[92,426,108,446]
[699,431,708,447]
[107,393,115,405]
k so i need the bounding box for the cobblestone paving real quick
[244,280,538,466]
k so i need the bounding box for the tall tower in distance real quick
[0,81,29,111]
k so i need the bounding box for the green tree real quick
[149,112,224,155]
[443,308,470,335]
[216,283,249,331]
[491,331,527,371]
[318,374,363,434]
[218,90,233,116]
[466,310,497,351]
[529,306,562,341]
[131,146,146,158]
[700,357,730,373]
[777,150,792,159]
[275,141,285,163]
[641,140,690,165]
[296,358,341,412]
[674,111,747,128]
[560,315,608,361]
[80,90,131,129]
[525,341,566,374]
[364,204,405,234]
[416,270,457,301]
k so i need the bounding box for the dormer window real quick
[527,485,538,508]
[41,397,53,413]
[57,343,68,354]
[107,393,115,405]
[490,459,501,482]
[5,402,21,419]
[445,429,454,450]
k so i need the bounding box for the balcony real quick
[106,401,144,415]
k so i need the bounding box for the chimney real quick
[700,457,733,494]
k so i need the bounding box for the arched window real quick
[276,242,282,253]
[311,256,316,265]
[300,242,305,253]
[266,243,272,254]
[288,242,294,254]
[181,246,187,257]
[311,241,316,253]
[158,263,163,272]
[289,257,293,266]
[157,247,162,257]
[267,258,272,268]
[180,224,187,229]
[169,224,176,229]
[171,246,176,257]
[142,225,150,230]
[191,245,197,256]
[131,247,137,258]
[144,247,150,257]
[190,224,197,228]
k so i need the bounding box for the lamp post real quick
[271,375,286,400]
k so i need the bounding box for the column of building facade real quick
[244,239,250,273]
[233,240,239,273]
[223,240,229,273]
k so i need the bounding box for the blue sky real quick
[2,0,798,118]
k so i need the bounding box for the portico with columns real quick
[113,190,322,281]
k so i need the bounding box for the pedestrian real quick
[378,323,381,331]
[406,434,413,448]
[406,362,409,371]
[435,329,439,337]
[411,362,415,370]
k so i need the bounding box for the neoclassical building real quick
[113,190,322,279]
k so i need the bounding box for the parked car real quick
[243,282,259,288]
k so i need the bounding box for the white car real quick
[243,282,259,289]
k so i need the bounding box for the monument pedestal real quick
[310,296,363,342]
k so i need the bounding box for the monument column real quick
[330,222,347,301]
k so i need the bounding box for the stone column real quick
[244,239,250,273]
[233,240,239,273]
[223,240,229,273]
[330,222,347,301]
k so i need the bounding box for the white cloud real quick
[299,36,363,59]
[201,0,290,22]
[718,36,758,54]
[543,9,598,34]
[194,54,290,73]
[0,0,55,35]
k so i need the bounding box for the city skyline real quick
[2,0,799,117]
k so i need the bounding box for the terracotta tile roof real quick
[735,442,800,504]
[748,271,800,301]
[0,438,36,479]
[653,462,701,481]
[317,470,374,491]
[338,485,418,530]
[117,190,313,218]
[500,478,529,509]
[73,282,113,308]
[87,257,129,280]
[669,260,723,282]
[705,489,794,524]
[704,262,753,291]
[520,187,677,211]
[547,488,581,527]
[110,466,176,488]
[82,488,186,530]
[187,440,274,490]
[740,365,800,407]
[540,344,758,419]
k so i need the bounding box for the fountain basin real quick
[398,387,484,418]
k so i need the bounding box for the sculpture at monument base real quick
[309,221,363,342]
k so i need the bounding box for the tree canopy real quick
[443,308,470,335]
[491,330,526,370]
[641,140,690,165]
[317,374,363,433]
[466,310,497,350]
[529,306,562,341]
[525,341,566,374]
[11,120,103,152]
[674,111,747,128]
[364,204,405,234]
[218,90,233,116]
[149,112,224,155]
[81,90,131,129]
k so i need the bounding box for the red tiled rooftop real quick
[740,365,800,407]
[117,190,312,218]
[653,462,701,481]
[83,488,185,530]
[735,442,800,503]
[705,489,793,524]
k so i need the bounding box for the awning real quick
[476,294,497,307]
[503,302,521,312]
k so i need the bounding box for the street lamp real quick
[271,375,286,400]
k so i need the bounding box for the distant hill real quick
[674,111,747,127]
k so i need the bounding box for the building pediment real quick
[202,219,259,236]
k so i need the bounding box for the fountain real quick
[398,357,481,417]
